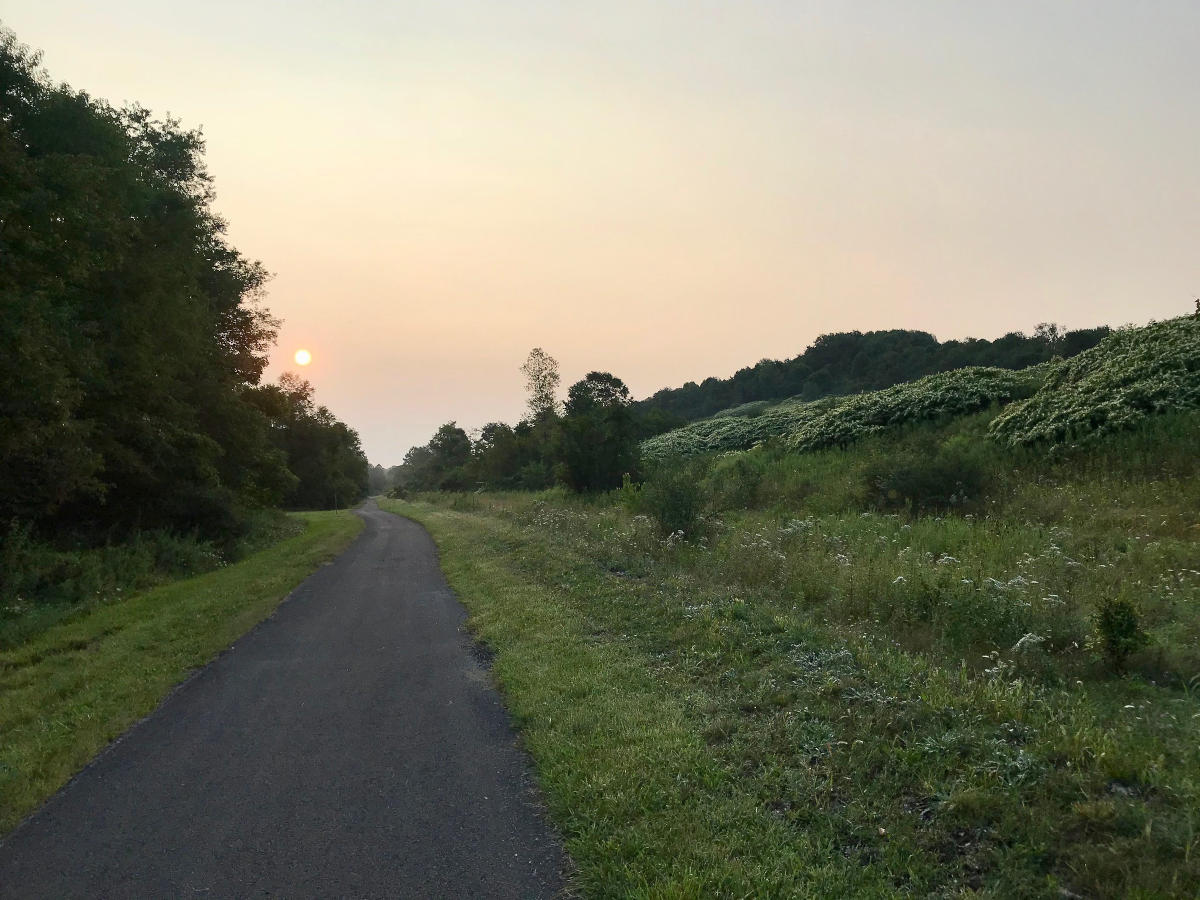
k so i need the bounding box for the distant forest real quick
[635,324,1111,424]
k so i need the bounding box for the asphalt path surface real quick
[0,502,568,898]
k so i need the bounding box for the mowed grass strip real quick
[381,500,892,899]
[0,510,363,834]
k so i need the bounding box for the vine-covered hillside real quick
[636,324,1110,422]
[991,315,1200,447]
[643,316,1199,462]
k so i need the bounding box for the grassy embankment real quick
[381,409,1200,898]
[0,510,363,835]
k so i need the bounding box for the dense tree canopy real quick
[559,372,639,491]
[393,355,648,495]
[0,29,366,539]
[245,374,369,510]
[390,423,473,493]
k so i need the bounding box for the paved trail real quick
[0,502,567,898]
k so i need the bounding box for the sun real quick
[293,349,312,366]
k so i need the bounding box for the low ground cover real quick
[384,412,1200,897]
[0,510,362,834]
[0,510,305,649]
[640,397,838,462]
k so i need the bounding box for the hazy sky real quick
[6,2,1198,463]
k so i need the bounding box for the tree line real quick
[0,29,367,546]
[391,349,648,494]
[392,322,1112,496]
[635,323,1112,422]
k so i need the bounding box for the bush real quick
[0,520,226,615]
[1093,595,1148,672]
[704,453,766,510]
[641,365,1041,462]
[617,473,642,512]
[637,459,708,536]
[861,435,997,513]
[788,367,1041,453]
[640,398,840,462]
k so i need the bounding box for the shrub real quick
[640,398,840,462]
[1093,595,1148,672]
[638,459,708,536]
[617,473,642,512]
[641,365,1042,463]
[861,435,997,513]
[704,453,766,510]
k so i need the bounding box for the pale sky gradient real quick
[6,2,1198,464]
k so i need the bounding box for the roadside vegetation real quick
[0,29,370,626]
[0,511,362,835]
[385,314,1200,897]
[643,365,1046,462]
[991,316,1200,448]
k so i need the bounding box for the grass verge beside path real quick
[0,510,363,835]
[382,499,893,898]
[382,488,1200,899]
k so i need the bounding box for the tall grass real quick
[0,509,304,648]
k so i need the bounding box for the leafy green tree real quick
[393,422,473,492]
[560,372,640,492]
[428,422,472,490]
[393,445,437,493]
[520,348,560,421]
[0,28,295,538]
[468,422,520,487]
[245,373,368,509]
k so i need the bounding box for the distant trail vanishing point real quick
[0,501,567,899]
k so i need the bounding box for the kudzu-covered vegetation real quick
[635,322,1110,422]
[642,366,1042,461]
[990,315,1200,447]
[786,366,1042,452]
[643,316,1199,462]
[639,397,839,462]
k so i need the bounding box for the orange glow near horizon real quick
[9,3,1198,465]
